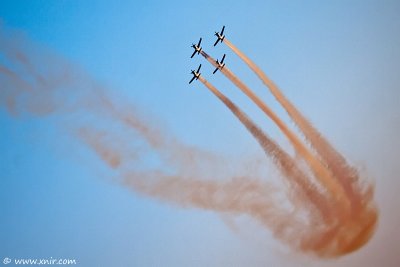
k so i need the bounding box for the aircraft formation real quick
[189,26,226,84]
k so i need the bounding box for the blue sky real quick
[1,1,400,266]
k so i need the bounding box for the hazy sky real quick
[1,1,399,266]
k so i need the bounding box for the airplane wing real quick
[197,64,202,72]
[213,67,219,74]
[213,39,219,46]
[189,76,196,84]
[191,50,197,58]
[220,26,225,35]
[198,38,202,46]
[221,54,226,63]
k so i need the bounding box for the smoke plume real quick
[0,26,377,258]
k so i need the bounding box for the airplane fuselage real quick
[214,33,225,46]
[189,64,202,84]
[213,26,226,46]
[191,45,202,58]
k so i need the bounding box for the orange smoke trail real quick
[120,76,336,253]
[0,63,35,113]
[196,76,377,257]
[123,170,293,233]
[223,38,366,210]
[200,51,350,215]
[76,127,141,170]
[1,26,378,258]
[198,76,334,221]
[219,39,378,256]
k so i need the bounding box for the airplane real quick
[189,64,202,84]
[191,38,202,58]
[213,54,226,74]
[213,26,225,46]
